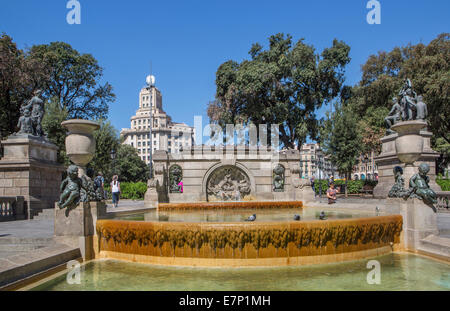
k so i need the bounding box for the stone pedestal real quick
[54,201,106,260]
[395,198,439,251]
[374,130,440,198]
[0,135,65,218]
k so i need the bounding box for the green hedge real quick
[312,179,377,195]
[437,178,450,191]
[105,182,147,200]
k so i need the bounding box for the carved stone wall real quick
[206,165,251,201]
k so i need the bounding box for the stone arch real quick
[202,162,255,202]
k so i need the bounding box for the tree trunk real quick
[345,172,348,198]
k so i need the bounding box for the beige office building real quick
[120,85,195,164]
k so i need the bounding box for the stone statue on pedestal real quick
[16,89,45,137]
[385,79,429,134]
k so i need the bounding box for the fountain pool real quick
[27,253,450,291]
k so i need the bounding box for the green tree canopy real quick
[348,33,450,167]
[208,33,351,149]
[110,144,149,183]
[28,41,115,120]
[320,102,362,182]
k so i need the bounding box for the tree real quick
[27,42,115,120]
[208,33,351,149]
[0,33,48,138]
[88,120,120,178]
[42,99,70,164]
[320,102,362,196]
[110,144,148,183]
[348,33,450,169]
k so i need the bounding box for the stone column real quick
[54,201,107,260]
[396,199,439,251]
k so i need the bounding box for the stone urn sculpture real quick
[391,120,427,181]
[61,119,100,177]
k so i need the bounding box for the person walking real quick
[326,183,339,205]
[94,172,105,199]
[310,176,316,197]
[111,175,121,208]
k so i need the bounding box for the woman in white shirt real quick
[111,175,121,208]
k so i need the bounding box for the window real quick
[131,142,134,147]
[138,142,141,147]
[143,141,146,146]
[153,133,156,138]
[168,148,171,153]
[168,141,171,146]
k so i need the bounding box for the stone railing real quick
[436,191,450,213]
[0,196,25,222]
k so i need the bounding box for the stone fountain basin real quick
[95,215,403,267]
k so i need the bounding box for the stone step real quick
[0,243,81,288]
[32,209,55,221]
[418,235,450,259]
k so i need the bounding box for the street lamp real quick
[110,148,116,174]
[146,74,155,179]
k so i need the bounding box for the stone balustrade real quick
[436,191,450,213]
[0,196,25,221]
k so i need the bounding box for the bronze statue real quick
[58,165,86,215]
[388,166,409,198]
[385,79,429,131]
[385,97,402,134]
[273,164,285,192]
[169,165,183,193]
[408,163,437,205]
[415,95,428,120]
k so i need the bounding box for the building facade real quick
[299,143,338,180]
[352,151,379,181]
[120,84,195,164]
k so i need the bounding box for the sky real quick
[1,0,449,139]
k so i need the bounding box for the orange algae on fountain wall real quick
[158,201,304,211]
[95,215,403,265]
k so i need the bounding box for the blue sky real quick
[1,0,449,137]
